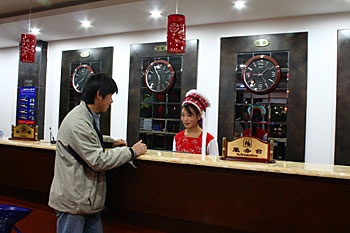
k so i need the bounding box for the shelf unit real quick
[138,56,183,150]
[234,51,289,159]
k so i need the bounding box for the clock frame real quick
[242,55,281,94]
[144,60,175,93]
[71,64,95,93]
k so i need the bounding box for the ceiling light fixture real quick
[20,0,36,63]
[167,0,186,53]
[151,10,162,18]
[31,28,40,35]
[234,0,246,9]
[81,20,92,28]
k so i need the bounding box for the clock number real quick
[257,60,264,66]
[271,71,276,78]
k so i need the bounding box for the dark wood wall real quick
[218,32,308,162]
[59,47,113,135]
[335,29,350,165]
[17,40,48,139]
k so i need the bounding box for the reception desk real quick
[1,138,350,233]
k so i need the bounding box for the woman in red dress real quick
[173,90,218,155]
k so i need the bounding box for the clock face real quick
[242,55,281,94]
[72,64,95,93]
[144,60,175,93]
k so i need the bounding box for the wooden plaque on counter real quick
[10,124,39,141]
[221,136,274,163]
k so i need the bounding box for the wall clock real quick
[71,64,95,93]
[242,55,281,94]
[144,60,175,93]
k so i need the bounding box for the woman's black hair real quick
[182,103,200,117]
[182,103,202,127]
[82,73,118,104]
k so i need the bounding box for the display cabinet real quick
[218,33,307,162]
[59,47,113,135]
[127,40,199,150]
[234,51,289,159]
[139,56,183,150]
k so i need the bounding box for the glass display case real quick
[234,51,289,160]
[139,56,183,150]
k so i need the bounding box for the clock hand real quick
[260,76,268,85]
[153,66,161,90]
[261,67,270,74]
[80,71,92,83]
[77,77,85,85]
[154,66,161,80]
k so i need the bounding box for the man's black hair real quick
[82,73,118,104]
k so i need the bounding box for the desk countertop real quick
[0,137,56,150]
[1,138,350,180]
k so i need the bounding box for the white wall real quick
[0,12,349,164]
[0,48,19,134]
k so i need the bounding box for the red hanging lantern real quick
[167,14,186,53]
[20,33,36,63]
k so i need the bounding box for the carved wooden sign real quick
[10,124,39,141]
[221,136,274,163]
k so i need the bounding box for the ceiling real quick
[1,0,350,48]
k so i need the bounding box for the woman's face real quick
[181,106,201,129]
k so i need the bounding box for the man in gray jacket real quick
[49,73,147,233]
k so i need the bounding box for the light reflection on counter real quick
[1,139,350,180]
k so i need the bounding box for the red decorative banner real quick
[20,34,36,63]
[167,14,186,53]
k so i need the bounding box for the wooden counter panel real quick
[1,141,350,233]
[0,145,54,196]
[107,160,350,233]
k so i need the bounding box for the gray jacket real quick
[48,101,132,214]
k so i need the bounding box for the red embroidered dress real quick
[174,131,215,155]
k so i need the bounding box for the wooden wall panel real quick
[2,145,350,233]
[335,29,350,165]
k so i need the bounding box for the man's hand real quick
[113,139,127,147]
[132,140,147,157]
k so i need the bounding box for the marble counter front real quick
[1,138,350,233]
[1,138,349,180]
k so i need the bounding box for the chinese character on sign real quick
[256,149,263,154]
[244,148,251,153]
[233,147,240,153]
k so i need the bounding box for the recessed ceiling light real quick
[234,0,246,9]
[150,10,162,18]
[30,28,40,35]
[81,20,92,28]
